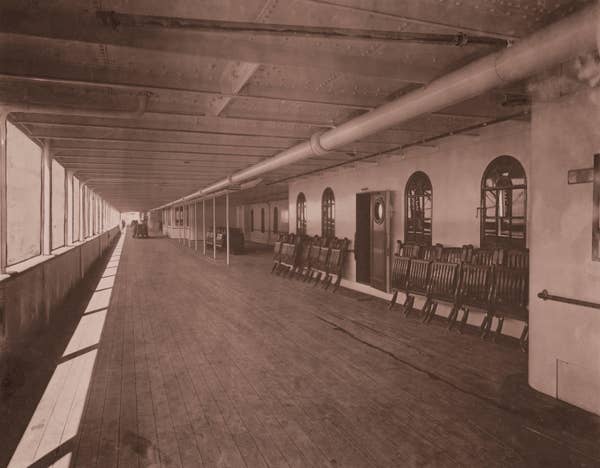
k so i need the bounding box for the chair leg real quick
[459,308,470,334]
[403,295,415,317]
[271,261,279,273]
[313,272,322,286]
[426,302,438,324]
[493,316,504,343]
[389,290,399,310]
[332,275,342,293]
[447,305,459,330]
[324,275,333,290]
[519,324,529,353]
[480,313,493,339]
[421,299,432,323]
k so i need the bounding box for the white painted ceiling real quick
[0,0,589,210]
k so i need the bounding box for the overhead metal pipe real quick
[152,3,599,209]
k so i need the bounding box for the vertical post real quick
[68,170,75,243]
[65,169,72,244]
[79,183,85,241]
[0,111,8,273]
[187,203,190,248]
[226,191,230,266]
[202,199,206,255]
[194,201,198,251]
[212,197,216,260]
[41,140,52,255]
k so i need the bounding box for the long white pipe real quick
[153,3,599,209]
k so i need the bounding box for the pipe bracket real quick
[310,132,329,156]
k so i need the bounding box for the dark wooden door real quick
[370,191,391,291]
[355,193,371,284]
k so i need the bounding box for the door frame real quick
[355,190,393,292]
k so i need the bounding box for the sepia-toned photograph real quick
[1,0,600,466]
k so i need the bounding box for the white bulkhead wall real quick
[529,85,600,415]
[289,119,531,285]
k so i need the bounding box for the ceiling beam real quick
[49,141,280,156]
[0,12,441,81]
[24,125,302,148]
[1,73,518,121]
[97,11,509,47]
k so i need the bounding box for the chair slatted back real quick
[504,249,529,270]
[280,234,298,266]
[326,238,349,274]
[422,244,443,261]
[315,244,330,271]
[297,236,314,266]
[400,244,421,259]
[428,262,459,302]
[406,259,431,296]
[458,264,491,309]
[273,233,286,261]
[391,255,411,291]
[441,247,464,264]
[491,266,528,318]
[471,248,503,266]
[308,239,323,266]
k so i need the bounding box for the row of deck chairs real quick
[390,242,529,350]
[271,234,350,292]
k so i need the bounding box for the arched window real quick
[296,193,307,235]
[250,209,254,231]
[261,208,265,233]
[273,207,279,234]
[405,171,432,246]
[481,155,527,248]
[321,188,335,238]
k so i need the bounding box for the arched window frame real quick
[321,188,335,239]
[296,193,307,235]
[405,171,433,246]
[480,155,527,248]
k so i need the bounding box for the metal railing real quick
[537,290,600,310]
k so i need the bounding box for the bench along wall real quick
[0,226,120,356]
[529,85,600,415]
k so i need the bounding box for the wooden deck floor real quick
[6,232,600,467]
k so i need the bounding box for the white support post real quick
[41,140,52,255]
[178,205,182,245]
[226,192,230,266]
[65,169,72,244]
[212,197,216,260]
[187,203,190,248]
[202,199,206,255]
[79,183,85,241]
[0,111,8,273]
[194,202,198,251]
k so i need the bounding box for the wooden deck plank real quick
[21,233,598,468]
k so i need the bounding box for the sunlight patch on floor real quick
[7,233,125,467]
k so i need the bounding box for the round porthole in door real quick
[374,197,385,224]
